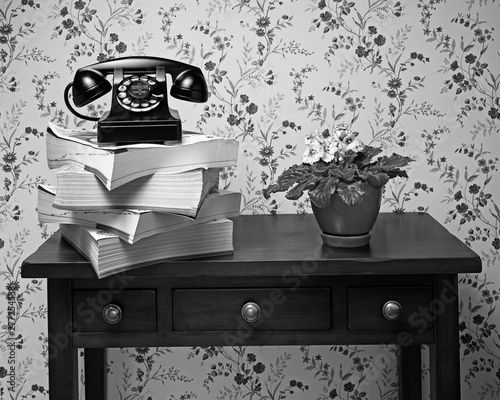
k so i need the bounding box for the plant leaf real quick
[263,164,312,198]
[357,170,390,188]
[373,153,413,171]
[327,164,357,181]
[368,153,413,179]
[337,182,365,207]
[309,177,339,208]
[356,145,384,168]
[285,177,318,200]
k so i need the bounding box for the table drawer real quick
[348,286,433,330]
[72,290,156,332]
[173,288,331,331]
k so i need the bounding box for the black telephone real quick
[64,56,209,145]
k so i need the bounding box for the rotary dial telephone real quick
[64,56,209,146]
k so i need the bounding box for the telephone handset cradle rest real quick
[64,56,209,146]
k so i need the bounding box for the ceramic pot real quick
[311,183,382,247]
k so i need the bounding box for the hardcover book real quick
[46,122,239,190]
[60,219,234,278]
[38,184,241,244]
[52,166,219,217]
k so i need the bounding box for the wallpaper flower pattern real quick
[0,0,499,399]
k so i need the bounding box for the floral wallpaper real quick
[0,0,499,399]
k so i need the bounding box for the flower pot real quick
[311,184,382,247]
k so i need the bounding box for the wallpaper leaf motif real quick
[427,10,499,127]
[0,1,499,399]
[304,0,443,147]
[0,1,53,93]
[188,346,310,400]
[0,101,45,224]
[50,0,144,69]
[176,0,311,213]
[417,2,500,398]
[115,347,192,399]
[0,228,47,399]
[420,0,500,131]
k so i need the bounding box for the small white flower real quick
[333,124,351,141]
[305,130,318,145]
[302,140,322,164]
[348,138,365,152]
[321,138,339,163]
[343,134,365,152]
[303,125,364,165]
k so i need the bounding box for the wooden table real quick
[22,213,481,399]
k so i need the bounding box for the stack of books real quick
[39,122,240,278]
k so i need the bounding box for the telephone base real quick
[97,118,182,146]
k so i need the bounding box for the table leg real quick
[47,279,78,400]
[85,348,107,399]
[429,274,461,400]
[397,344,422,400]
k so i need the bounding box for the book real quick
[46,122,239,190]
[51,166,220,217]
[60,219,234,278]
[38,184,241,244]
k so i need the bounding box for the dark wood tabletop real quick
[22,213,482,279]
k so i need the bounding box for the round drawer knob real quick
[102,304,122,324]
[241,302,261,323]
[382,301,402,321]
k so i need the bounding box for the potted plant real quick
[264,124,413,247]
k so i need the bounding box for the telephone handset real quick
[64,56,209,145]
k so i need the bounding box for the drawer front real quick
[73,289,156,332]
[173,288,331,331]
[348,286,433,330]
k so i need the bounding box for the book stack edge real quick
[39,123,240,278]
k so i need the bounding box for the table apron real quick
[72,329,434,348]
